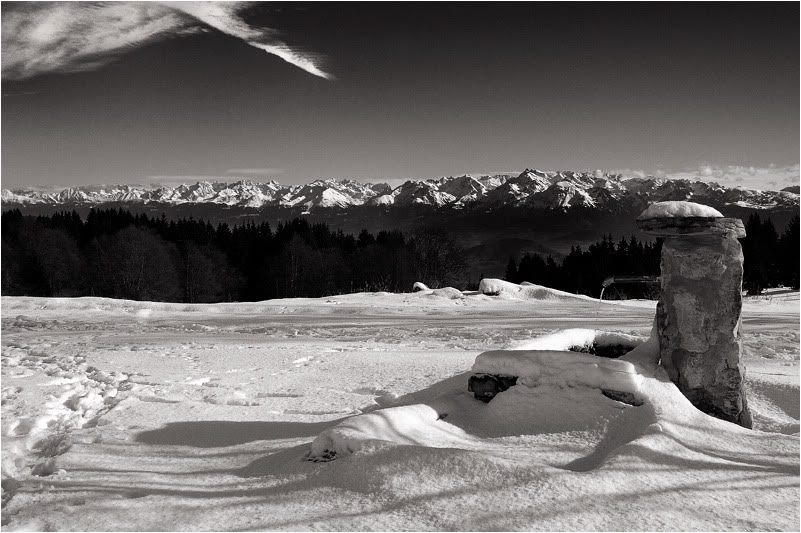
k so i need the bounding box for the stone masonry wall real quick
[656,233,752,427]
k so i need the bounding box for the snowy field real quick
[1,285,798,531]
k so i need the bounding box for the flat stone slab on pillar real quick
[636,216,746,238]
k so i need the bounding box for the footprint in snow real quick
[139,396,182,404]
[350,387,391,396]
[257,392,303,398]
[284,408,354,416]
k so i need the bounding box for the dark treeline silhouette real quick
[504,235,663,299]
[741,213,799,294]
[504,214,800,298]
[2,209,798,302]
[1,208,467,301]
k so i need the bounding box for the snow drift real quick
[478,278,597,302]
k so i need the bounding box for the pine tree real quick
[779,215,799,289]
[504,258,518,282]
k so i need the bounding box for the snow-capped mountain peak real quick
[2,171,797,212]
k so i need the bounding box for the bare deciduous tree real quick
[407,226,466,289]
[90,227,181,301]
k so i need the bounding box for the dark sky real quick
[2,2,798,189]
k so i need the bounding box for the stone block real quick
[640,209,752,427]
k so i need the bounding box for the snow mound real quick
[478,278,519,295]
[309,327,654,461]
[428,287,464,300]
[479,278,595,302]
[309,404,477,460]
[638,201,723,219]
[472,350,643,397]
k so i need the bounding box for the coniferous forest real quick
[1,208,798,302]
[503,235,664,299]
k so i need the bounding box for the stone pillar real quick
[637,214,752,428]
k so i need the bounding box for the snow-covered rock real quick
[478,278,520,295]
[471,349,644,398]
[638,201,723,219]
[429,287,464,299]
[511,328,647,352]
[478,279,595,302]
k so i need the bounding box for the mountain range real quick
[4,170,797,278]
[3,170,799,212]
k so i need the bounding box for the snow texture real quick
[1,289,798,531]
[638,200,724,219]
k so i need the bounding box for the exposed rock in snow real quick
[436,175,487,205]
[526,180,596,209]
[467,374,518,402]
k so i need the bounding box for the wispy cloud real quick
[225,167,285,176]
[169,2,334,80]
[2,2,186,80]
[1,91,41,97]
[1,2,333,81]
[145,174,283,187]
[616,164,800,191]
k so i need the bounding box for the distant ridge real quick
[3,170,798,212]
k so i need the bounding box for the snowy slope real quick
[1,289,798,531]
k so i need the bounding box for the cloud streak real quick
[225,168,285,176]
[1,2,332,81]
[168,2,334,80]
[616,164,799,191]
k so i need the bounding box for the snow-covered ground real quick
[1,285,798,531]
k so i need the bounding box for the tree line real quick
[741,213,798,294]
[1,208,797,302]
[504,235,664,299]
[503,213,799,298]
[1,208,468,301]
